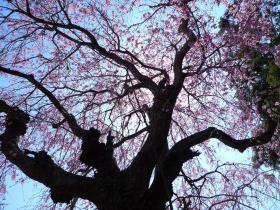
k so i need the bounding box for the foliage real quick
[219,0,280,169]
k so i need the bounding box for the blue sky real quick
[4,178,43,210]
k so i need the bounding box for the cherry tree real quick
[0,0,279,209]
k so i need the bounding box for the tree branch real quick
[13,7,158,93]
[173,19,197,86]
[0,66,85,138]
[0,100,101,204]
[176,120,277,155]
[143,113,277,207]
[143,148,199,209]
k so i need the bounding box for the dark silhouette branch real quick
[175,120,277,155]
[143,113,277,208]
[0,100,102,204]
[0,66,85,138]
[173,20,197,86]
[12,5,158,93]
[113,127,149,148]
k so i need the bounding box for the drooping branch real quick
[174,91,278,153]
[0,66,85,138]
[181,95,278,152]
[11,4,158,93]
[0,67,121,178]
[0,100,102,204]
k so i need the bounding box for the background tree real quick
[0,0,279,209]
[219,0,280,169]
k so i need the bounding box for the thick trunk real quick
[91,171,168,210]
